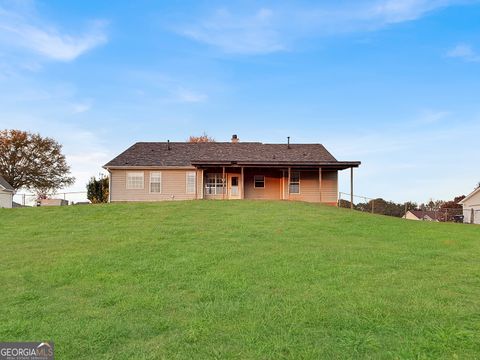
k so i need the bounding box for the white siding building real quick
[0,176,14,209]
[459,187,480,225]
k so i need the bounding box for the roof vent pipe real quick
[167,140,171,150]
[287,136,291,149]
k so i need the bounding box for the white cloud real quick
[179,8,284,54]
[447,43,480,62]
[368,0,454,24]
[72,101,93,114]
[416,109,450,124]
[173,87,208,103]
[176,1,473,54]
[325,111,480,203]
[0,3,108,61]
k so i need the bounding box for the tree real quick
[440,195,465,210]
[0,129,75,193]
[188,132,215,143]
[355,198,415,217]
[87,175,109,203]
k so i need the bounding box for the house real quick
[458,186,480,224]
[104,135,360,204]
[0,175,14,208]
[403,210,441,222]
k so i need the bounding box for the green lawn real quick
[1,201,479,359]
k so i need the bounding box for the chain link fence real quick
[338,192,472,224]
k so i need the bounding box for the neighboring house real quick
[104,135,361,204]
[458,187,480,224]
[0,175,14,208]
[403,210,441,222]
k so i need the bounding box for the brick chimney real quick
[231,134,239,143]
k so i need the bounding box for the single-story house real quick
[459,186,480,224]
[403,210,441,222]
[0,175,14,208]
[103,135,360,204]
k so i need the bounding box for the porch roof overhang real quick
[191,160,361,170]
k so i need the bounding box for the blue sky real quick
[1,0,479,202]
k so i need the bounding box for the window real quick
[150,172,162,193]
[289,171,300,194]
[205,174,225,195]
[254,175,265,188]
[126,172,144,189]
[186,172,196,194]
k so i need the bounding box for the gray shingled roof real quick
[0,175,14,191]
[104,142,360,168]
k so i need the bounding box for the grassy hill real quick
[1,201,479,359]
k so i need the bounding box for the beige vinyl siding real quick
[110,167,339,204]
[320,170,338,204]
[279,170,337,204]
[110,169,201,202]
[244,169,338,204]
[287,170,319,202]
[244,170,281,200]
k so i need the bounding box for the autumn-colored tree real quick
[0,129,75,193]
[86,175,109,203]
[440,195,466,210]
[188,132,215,143]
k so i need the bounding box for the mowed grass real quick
[1,201,479,359]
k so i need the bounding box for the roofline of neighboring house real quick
[459,186,480,204]
[0,175,14,192]
[405,210,421,219]
[405,210,441,220]
[0,184,14,192]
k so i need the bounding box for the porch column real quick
[195,169,198,200]
[201,169,204,199]
[241,166,244,199]
[222,166,226,200]
[318,167,322,203]
[350,167,354,209]
[288,167,291,200]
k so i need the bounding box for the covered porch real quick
[193,162,359,205]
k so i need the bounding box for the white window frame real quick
[186,171,196,194]
[150,172,162,193]
[204,173,225,195]
[254,175,265,189]
[289,171,300,194]
[126,171,144,190]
